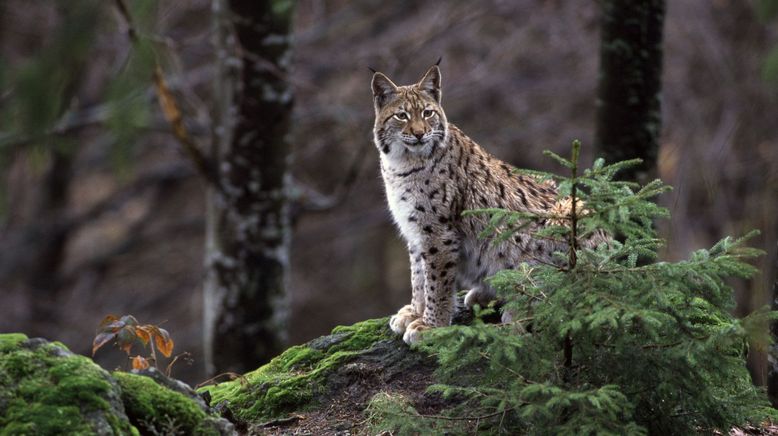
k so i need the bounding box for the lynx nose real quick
[414,133,424,141]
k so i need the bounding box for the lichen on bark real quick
[204,0,296,377]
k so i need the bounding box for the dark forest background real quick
[1,0,777,387]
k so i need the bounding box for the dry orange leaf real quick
[153,328,174,358]
[154,67,184,131]
[93,314,177,362]
[132,355,150,370]
[98,314,119,329]
[134,326,151,345]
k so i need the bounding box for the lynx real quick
[372,65,603,344]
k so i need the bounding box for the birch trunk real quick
[204,0,294,375]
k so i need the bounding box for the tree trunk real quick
[204,0,294,375]
[594,0,665,184]
[769,242,778,406]
[27,149,73,335]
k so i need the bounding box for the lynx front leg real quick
[404,231,459,344]
[390,245,426,334]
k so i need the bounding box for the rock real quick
[0,334,235,435]
[198,297,477,430]
[129,367,211,411]
[200,318,397,426]
[198,315,458,434]
[0,333,136,435]
[114,371,234,435]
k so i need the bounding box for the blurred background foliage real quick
[759,0,778,83]
[0,0,777,386]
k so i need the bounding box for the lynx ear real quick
[372,72,398,108]
[417,65,441,103]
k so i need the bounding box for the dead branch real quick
[113,0,220,189]
[0,163,186,284]
[289,142,369,221]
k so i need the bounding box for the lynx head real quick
[371,65,448,157]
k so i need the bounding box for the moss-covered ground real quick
[199,317,391,423]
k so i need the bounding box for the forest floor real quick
[254,364,438,435]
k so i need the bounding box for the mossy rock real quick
[114,371,230,435]
[0,334,234,436]
[199,317,434,427]
[0,333,136,436]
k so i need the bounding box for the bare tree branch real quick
[0,163,193,284]
[289,142,369,220]
[113,0,220,189]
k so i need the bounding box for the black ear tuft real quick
[417,65,442,103]
[435,57,442,66]
[368,66,377,73]
[371,72,398,108]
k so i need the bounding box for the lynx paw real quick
[389,305,419,335]
[402,319,431,345]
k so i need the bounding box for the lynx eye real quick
[394,112,409,121]
[423,109,434,118]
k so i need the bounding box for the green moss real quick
[114,372,219,435]
[329,318,389,351]
[0,335,137,436]
[278,346,324,371]
[1,401,94,435]
[0,333,27,353]
[200,317,391,423]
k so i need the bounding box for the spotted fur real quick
[372,66,604,344]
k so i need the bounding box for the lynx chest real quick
[382,169,426,247]
[381,159,461,248]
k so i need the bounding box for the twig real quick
[569,140,581,269]
[113,0,138,41]
[194,372,248,390]
[151,66,220,186]
[415,407,519,422]
[166,351,192,377]
[513,286,545,303]
[256,414,304,428]
[594,339,688,350]
[478,350,538,385]
[376,406,518,423]
[0,64,214,151]
[564,140,581,384]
